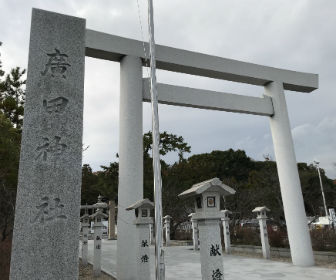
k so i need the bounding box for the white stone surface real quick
[198,219,224,280]
[136,224,151,280]
[265,81,314,266]
[85,30,318,92]
[80,240,336,280]
[143,80,274,116]
[117,55,143,280]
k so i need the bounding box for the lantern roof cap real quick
[89,209,108,219]
[178,177,236,198]
[126,198,154,211]
[221,209,232,215]
[252,206,270,213]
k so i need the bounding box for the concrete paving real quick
[80,240,336,280]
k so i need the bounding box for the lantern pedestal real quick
[253,206,271,259]
[126,198,154,280]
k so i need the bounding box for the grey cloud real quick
[1,0,335,178]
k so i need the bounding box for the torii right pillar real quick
[265,81,314,266]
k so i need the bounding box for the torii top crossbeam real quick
[86,29,318,93]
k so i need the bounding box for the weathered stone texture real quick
[10,8,85,280]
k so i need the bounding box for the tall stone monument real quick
[10,9,85,280]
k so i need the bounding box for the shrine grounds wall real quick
[230,245,336,263]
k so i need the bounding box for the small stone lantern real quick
[80,207,90,266]
[188,213,199,250]
[90,195,108,277]
[221,210,232,254]
[126,198,154,280]
[163,215,172,246]
[252,206,270,259]
[179,178,235,280]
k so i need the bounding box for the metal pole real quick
[147,0,165,279]
[314,161,329,219]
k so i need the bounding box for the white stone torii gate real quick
[10,9,318,280]
[85,29,318,276]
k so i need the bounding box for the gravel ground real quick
[79,260,115,280]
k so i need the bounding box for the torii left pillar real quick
[117,55,143,280]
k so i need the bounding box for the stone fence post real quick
[163,215,172,246]
[253,206,271,259]
[189,213,199,250]
[221,210,232,254]
[108,200,116,239]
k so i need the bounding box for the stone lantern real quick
[221,210,232,254]
[252,206,270,259]
[126,198,154,280]
[179,178,235,280]
[90,195,108,277]
[80,207,90,266]
[188,213,199,250]
[163,215,172,246]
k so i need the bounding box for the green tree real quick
[143,131,191,161]
[0,43,25,240]
[143,131,191,201]
[80,164,99,205]
[0,60,26,129]
[94,162,119,201]
[0,112,21,240]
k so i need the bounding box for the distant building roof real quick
[178,177,236,198]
